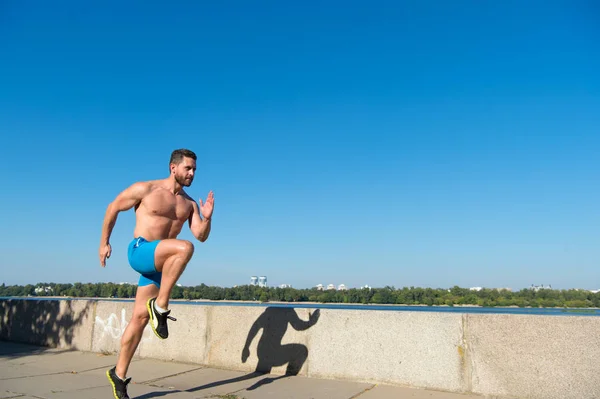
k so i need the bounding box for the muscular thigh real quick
[154,239,194,271]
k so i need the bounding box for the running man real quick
[98,148,214,399]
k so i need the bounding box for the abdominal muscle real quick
[132,208,188,241]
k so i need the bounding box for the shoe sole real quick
[106,369,120,399]
[146,297,167,340]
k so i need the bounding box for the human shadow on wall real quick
[0,298,91,358]
[188,307,320,393]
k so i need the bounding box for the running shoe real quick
[147,297,177,339]
[106,366,131,399]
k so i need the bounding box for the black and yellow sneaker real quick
[106,366,131,399]
[147,297,177,339]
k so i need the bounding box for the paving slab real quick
[45,384,201,399]
[0,341,490,399]
[142,367,268,397]
[0,392,28,399]
[358,384,485,398]
[1,351,118,379]
[234,374,373,399]
[76,355,205,382]
[1,371,104,397]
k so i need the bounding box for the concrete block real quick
[466,314,600,399]
[0,300,12,339]
[205,306,315,377]
[91,300,136,355]
[137,302,209,365]
[306,309,465,393]
[0,299,94,351]
[59,299,95,351]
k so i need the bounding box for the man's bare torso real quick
[133,180,194,241]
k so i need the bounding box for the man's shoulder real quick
[128,180,160,196]
[144,179,164,188]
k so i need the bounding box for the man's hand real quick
[241,346,250,363]
[309,309,321,326]
[199,191,215,220]
[99,243,112,267]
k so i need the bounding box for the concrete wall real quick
[1,298,598,399]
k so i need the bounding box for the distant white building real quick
[315,284,324,291]
[250,276,258,286]
[471,286,513,292]
[34,286,53,294]
[327,284,336,290]
[258,276,267,288]
[337,284,347,291]
[279,284,292,288]
[362,285,371,290]
[530,284,552,292]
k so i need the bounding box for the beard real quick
[175,174,193,187]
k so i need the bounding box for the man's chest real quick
[142,192,191,220]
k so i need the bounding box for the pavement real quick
[0,341,487,399]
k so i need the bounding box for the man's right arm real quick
[99,182,151,266]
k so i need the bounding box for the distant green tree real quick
[2,281,600,309]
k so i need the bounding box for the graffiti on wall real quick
[94,308,151,342]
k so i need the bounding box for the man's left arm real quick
[189,191,214,242]
[189,200,212,242]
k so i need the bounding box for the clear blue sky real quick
[1,1,599,291]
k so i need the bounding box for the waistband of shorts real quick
[131,237,148,247]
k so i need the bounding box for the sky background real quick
[1,1,599,291]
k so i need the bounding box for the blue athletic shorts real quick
[127,237,162,288]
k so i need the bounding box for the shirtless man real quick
[98,148,214,399]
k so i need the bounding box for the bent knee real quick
[298,345,308,357]
[176,240,194,257]
[132,311,150,325]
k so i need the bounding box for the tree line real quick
[1,282,598,308]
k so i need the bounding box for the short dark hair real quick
[170,148,197,165]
